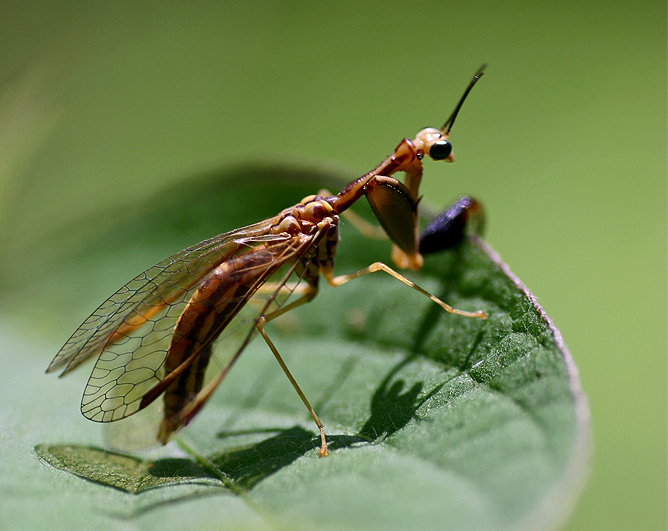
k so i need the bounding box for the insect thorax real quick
[271,196,339,237]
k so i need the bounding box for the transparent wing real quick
[78,229,320,426]
[46,217,281,377]
[156,234,322,441]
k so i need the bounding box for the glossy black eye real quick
[429,140,452,160]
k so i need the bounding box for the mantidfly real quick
[47,65,487,457]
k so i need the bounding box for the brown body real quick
[155,197,341,442]
[47,66,487,456]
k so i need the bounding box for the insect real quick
[47,65,487,457]
[419,195,486,255]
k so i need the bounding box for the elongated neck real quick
[329,138,419,213]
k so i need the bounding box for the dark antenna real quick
[440,64,487,135]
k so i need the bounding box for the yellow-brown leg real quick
[340,208,389,240]
[255,285,329,456]
[323,262,487,319]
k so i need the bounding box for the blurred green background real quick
[1,1,665,530]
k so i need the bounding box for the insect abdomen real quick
[157,247,279,441]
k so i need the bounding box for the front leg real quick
[419,196,485,255]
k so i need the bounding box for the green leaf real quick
[2,165,589,531]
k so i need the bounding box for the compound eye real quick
[429,140,453,160]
